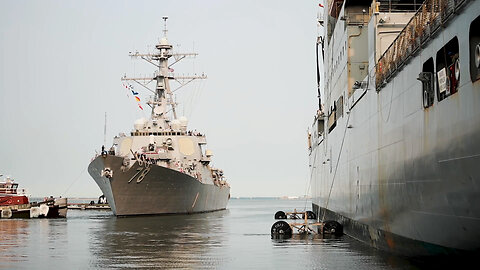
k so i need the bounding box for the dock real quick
[67,203,111,210]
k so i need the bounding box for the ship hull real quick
[311,0,480,256]
[88,155,230,216]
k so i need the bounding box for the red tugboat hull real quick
[0,195,29,206]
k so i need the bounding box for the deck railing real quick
[375,0,469,90]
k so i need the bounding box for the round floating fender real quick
[271,221,292,236]
[322,220,343,236]
[39,204,49,217]
[274,211,287,219]
[302,210,317,220]
[1,208,12,219]
[30,206,40,218]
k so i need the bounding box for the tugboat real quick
[0,175,30,218]
[88,17,230,216]
[0,174,67,219]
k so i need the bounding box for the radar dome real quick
[171,119,181,130]
[160,37,169,45]
[179,116,188,132]
[134,118,147,131]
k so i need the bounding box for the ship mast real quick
[121,17,207,130]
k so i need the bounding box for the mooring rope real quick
[63,167,87,196]
[304,144,318,211]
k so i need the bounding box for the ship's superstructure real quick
[0,175,29,206]
[309,0,480,255]
[88,18,230,216]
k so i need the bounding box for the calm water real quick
[0,198,441,269]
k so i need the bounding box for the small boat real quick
[67,195,111,210]
[0,174,67,219]
[67,203,111,210]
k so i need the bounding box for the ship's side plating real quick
[310,0,480,255]
[88,155,229,216]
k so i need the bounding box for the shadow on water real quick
[269,229,480,270]
[89,210,231,269]
[268,233,413,269]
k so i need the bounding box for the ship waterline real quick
[89,156,230,216]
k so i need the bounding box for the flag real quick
[138,104,143,110]
[319,3,324,7]
[168,67,174,72]
[131,90,139,95]
[135,96,141,102]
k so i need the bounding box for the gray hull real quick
[310,0,480,256]
[88,156,230,216]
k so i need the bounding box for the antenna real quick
[122,17,207,129]
[104,112,107,146]
[162,16,168,37]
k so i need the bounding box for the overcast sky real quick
[0,0,320,198]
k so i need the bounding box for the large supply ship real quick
[309,0,480,256]
[88,18,230,216]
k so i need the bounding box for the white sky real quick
[0,0,320,198]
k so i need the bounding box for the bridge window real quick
[436,37,460,101]
[470,15,480,82]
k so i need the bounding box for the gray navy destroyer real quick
[309,0,480,256]
[88,18,230,216]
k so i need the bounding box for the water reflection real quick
[270,233,412,269]
[0,219,30,267]
[0,218,70,269]
[1,199,466,269]
[89,210,230,269]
